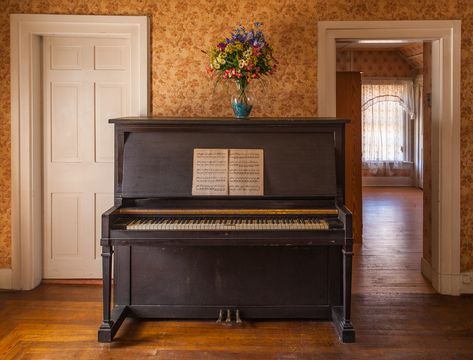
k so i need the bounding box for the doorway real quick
[10,14,149,289]
[318,20,461,295]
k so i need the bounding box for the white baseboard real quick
[421,257,463,295]
[421,257,432,281]
[0,268,12,289]
[460,272,473,294]
[362,176,415,186]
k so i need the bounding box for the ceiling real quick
[336,41,424,70]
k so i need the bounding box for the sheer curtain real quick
[362,79,414,174]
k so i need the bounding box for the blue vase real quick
[231,83,253,118]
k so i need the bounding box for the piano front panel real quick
[122,245,342,309]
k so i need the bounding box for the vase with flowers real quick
[205,22,277,118]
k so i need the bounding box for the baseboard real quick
[421,257,432,282]
[362,176,414,187]
[0,268,12,289]
[460,272,473,294]
[421,258,464,295]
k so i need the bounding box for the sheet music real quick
[228,149,264,196]
[192,149,229,195]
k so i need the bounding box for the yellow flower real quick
[218,57,226,64]
[214,63,221,70]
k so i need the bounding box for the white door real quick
[43,36,131,278]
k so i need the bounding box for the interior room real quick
[1,1,473,359]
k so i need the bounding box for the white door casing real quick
[318,20,461,295]
[10,15,148,289]
[43,37,130,278]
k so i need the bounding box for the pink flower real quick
[252,46,261,56]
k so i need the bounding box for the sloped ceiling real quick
[398,43,423,70]
[337,41,424,71]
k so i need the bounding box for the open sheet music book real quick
[192,148,264,196]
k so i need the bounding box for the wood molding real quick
[10,14,149,290]
[0,268,12,289]
[318,20,461,295]
[362,176,415,187]
[460,272,473,294]
[421,256,432,282]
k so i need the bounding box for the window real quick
[362,80,414,164]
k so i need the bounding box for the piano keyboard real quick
[126,217,330,231]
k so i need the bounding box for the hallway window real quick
[362,80,414,165]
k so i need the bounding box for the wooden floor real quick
[1,187,472,359]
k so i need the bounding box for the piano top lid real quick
[109,116,350,126]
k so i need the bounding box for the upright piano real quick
[98,117,355,343]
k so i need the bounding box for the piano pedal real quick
[235,309,242,324]
[225,309,232,324]
[216,309,243,326]
[216,309,223,323]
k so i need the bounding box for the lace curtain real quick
[362,79,414,174]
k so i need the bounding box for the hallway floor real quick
[355,186,434,294]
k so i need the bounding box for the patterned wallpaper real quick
[336,49,416,77]
[0,0,473,272]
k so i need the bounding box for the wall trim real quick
[0,268,12,289]
[362,176,414,187]
[421,256,432,282]
[10,14,150,290]
[318,20,461,295]
[460,272,473,294]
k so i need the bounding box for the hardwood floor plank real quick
[0,187,472,359]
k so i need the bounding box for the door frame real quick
[318,20,461,295]
[10,14,149,290]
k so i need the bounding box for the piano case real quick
[98,118,355,343]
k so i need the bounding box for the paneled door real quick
[43,37,131,278]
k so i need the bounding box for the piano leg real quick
[98,244,129,342]
[332,243,356,343]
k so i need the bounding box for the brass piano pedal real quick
[225,309,232,324]
[216,309,223,323]
[235,309,242,324]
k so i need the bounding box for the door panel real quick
[50,82,81,162]
[95,83,127,162]
[50,193,81,258]
[43,36,130,278]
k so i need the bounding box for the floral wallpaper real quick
[336,49,416,77]
[0,0,473,272]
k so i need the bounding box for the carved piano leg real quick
[98,245,113,342]
[332,243,356,343]
[98,244,129,342]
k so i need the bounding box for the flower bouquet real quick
[205,22,277,118]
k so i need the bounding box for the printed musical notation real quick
[192,148,264,196]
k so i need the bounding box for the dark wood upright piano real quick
[98,117,355,343]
